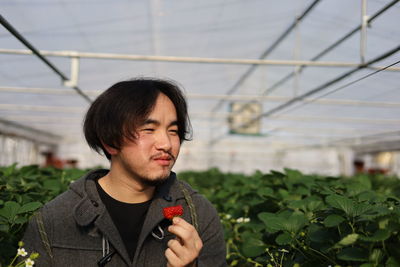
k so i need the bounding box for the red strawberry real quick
[163,205,183,220]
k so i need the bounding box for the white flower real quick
[236,217,250,223]
[25,258,35,267]
[17,248,28,257]
[224,214,232,220]
[236,217,244,223]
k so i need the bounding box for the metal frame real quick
[0,118,61,145]
[0,15,91,103]
[214,47,400,143]
[1,86,400,108]
[226,0,399,120]
[2,48,400,70]
[0,0,399,153]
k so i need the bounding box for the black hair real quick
[83,77,192,159]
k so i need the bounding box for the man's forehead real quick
[141,118,178,126]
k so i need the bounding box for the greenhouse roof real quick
[1,0,400,153]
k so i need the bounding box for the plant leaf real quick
[0,224,9,232]
[308,224,335,244]
[258,212,284,233]
[353,203,373,217]
[324,214,345,227]
[386,257,400,267]
[337,247,368,261]
[257,187,274,198]
[325,194,354,216]
[240,237,266,257]
[282,213,308,233]
[359,229,391,242]
[0,201,20,220]
[14,216,28,224]
[275,232,293,245]
[337,233,359,246]
[18,202,42,214]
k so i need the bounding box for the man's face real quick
[112,93,181,186]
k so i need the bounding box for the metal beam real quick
[0,86,100,96]
[208,0,400,119]
[236,46,400,131]
[262,0,400,96]
[3,48,400,69]
[278,129,400,151]
[2,86,400,108]
[209,0,322,113]
[0,15,92,103]
[360,0,368,64]
[1,105,400,125]
[264,126,397,135]
[352,140,400,154]
[7,113,399,127]
[3,115,82,124]
[190,113,400,125]
[0,118,61,145]
[0,103,84,113]
[210,48,400,144]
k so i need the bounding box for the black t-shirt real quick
[95,180,152,261]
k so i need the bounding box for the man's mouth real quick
[152,154,175,166]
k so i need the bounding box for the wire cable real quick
[277,59,400,116]
[262,0,400,96]
[210,0,321,112]
[211,56,400,145]
[227,0,400,119]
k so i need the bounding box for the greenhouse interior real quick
[1,0,399,176]
[1,0,400,266]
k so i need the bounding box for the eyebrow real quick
[142,119,178,127]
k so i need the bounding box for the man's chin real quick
[139,174,170,187]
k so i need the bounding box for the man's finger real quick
[171,217,196,231]
[167,239,185,255]
[165,247,183,267]
[167,239,194,264]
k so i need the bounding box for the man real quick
[23,78,226,266]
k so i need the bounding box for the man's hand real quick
[165,217,203,267]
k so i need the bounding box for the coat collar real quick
[70,170,189,226]
[70,169,192,265]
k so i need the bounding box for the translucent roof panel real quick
[0,0,399,155]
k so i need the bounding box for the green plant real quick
[6,241,39,267]
[0,164,86,265]
[179,168,400,266]
[1,164,400,266]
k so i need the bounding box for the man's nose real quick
[155,131,172,151]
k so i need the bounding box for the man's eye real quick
[169,129,179,134]
[143,128,155,132]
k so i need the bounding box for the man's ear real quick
[102,142,119,156]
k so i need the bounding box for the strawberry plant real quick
[179,168,400,266]
[0,164,86,265]
[1,164,400,266]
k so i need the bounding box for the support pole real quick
[0,15,92,103]
[211,46,400,144]
[262,0,399,96]
[209,0,321,113]
[360,0,368,64]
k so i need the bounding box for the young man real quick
[23,78,226,266]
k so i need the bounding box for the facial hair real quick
[138,173,170,187]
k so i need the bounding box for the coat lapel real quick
[132,172,186,264]
[73,171,132,266]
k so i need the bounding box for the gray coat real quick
[23,169,227,266]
